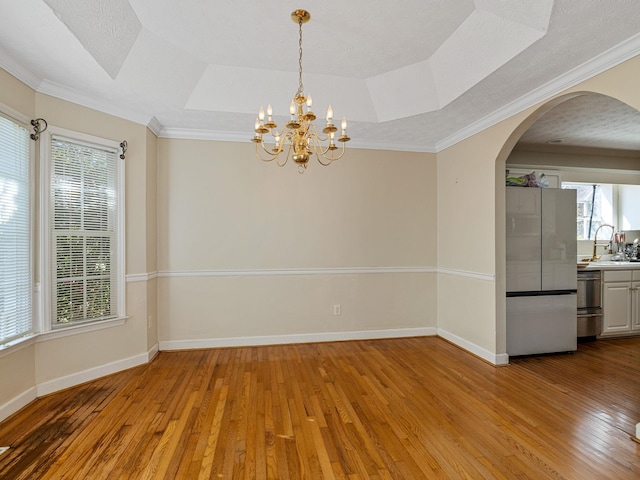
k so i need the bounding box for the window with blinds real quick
[0,114,32,345]
[50,135,121,326]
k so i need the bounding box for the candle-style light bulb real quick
[290,101,296,118]
[254,118,260,130]
[306,95,313,108]
[341,116,347,132]
[258,106,265,122]
[267,104,273,118]
[326,105,333,123]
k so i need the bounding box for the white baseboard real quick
[437,328,509,366]
[148,342,159,362]
[159,327,438,351]
[36,344,159,397]
[0,386,37,423]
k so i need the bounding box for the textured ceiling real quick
[1,0,640,152]
[518,94,640,151]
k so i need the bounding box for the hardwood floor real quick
[1,336,639,479]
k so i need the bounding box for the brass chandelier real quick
[251,9,350,173]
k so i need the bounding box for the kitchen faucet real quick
[590,224,615,261]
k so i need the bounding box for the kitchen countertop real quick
[579,260,640,270]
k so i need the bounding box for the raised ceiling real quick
[1,0,640,152]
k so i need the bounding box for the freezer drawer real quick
[507,294,577,356]
[577,309,602,337]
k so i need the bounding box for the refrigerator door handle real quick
[507,290,577,297]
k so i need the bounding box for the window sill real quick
[0,317,129,358]
[0,334,38,359]
[37,316,129,343]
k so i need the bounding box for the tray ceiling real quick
[1,0,640,152]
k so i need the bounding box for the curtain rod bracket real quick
[30,118,48,141]
[120,140,127,160]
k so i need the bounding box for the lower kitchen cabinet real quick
[600,269,640,337]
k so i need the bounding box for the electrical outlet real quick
[0,446,9,456]
[333,304,341,316]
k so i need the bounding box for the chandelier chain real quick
[297,16,304,98]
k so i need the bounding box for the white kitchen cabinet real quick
[632,281,640,331]
[600,269,640,337]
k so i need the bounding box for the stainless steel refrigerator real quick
[506,186,577,356]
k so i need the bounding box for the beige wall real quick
[0,344,36,414]
[157,140,438,344]
[157,140,436,271]
[145,128,159,350]
[436,116,527,359]
[0,68,35,118]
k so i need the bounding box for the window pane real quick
[51,136,119,326]
[0,115,32,345]
[563,183,613,240]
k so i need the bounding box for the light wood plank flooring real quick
[1,336,639,479]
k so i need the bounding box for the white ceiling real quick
[517,94,640,152]
[1,0,640,152]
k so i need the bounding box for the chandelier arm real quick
[255,141,279,162]
[326,142,347,162]
[304,134,333,166]
[275,141,293,167]
[307,123,330,142]
[305,124,344,163]
[260,129,290,156]
[317,146,347,165]
[254,135,295,167]
[261,137,280,155]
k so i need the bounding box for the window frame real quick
[39,126,126,334]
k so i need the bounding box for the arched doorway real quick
[493,92,640,359]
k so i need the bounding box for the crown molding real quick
[37,79,155,127]
[158,127,436,153]
[157,127,247,142]
[436,32,640,151]
[349,139,436,153]
[0,49,42,91]
[146,116,163,136]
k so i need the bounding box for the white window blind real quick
[0,114,32,345]
[50,135,120,326]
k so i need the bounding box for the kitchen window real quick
[562,182,640,239]
[562,183,613,240]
